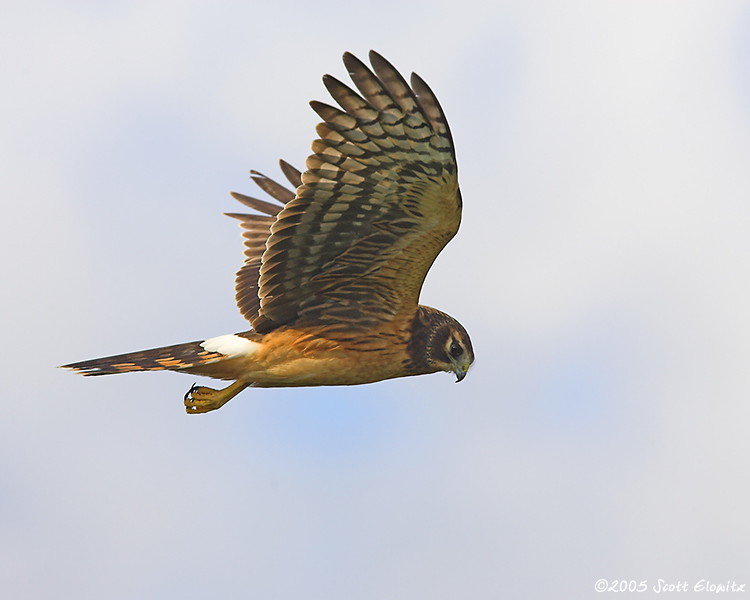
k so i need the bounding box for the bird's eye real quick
[449,342,463,358]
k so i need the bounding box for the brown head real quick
[406,306,474,382]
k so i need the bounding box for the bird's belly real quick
[235,353,404,387]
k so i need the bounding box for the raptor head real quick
[408,306,474,382]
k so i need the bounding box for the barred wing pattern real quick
[225,160,301,322]
[241,51,461,335]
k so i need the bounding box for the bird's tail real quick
[61,340,227,377]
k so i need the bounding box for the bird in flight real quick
[63,50,474,413]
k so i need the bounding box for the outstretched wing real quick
[251,50,461,334]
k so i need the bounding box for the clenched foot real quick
[183,380,249,414]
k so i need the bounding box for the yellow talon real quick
[183,380,249,414]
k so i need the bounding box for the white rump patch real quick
[200,334,261,358]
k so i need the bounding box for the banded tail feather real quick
[62,332,264,413]
[61,340,226,376]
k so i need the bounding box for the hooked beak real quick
[452,360,471,383]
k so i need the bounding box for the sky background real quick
[2,1,750,598]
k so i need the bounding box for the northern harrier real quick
[63,51,474,413]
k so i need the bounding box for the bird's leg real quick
[183,380,249,414]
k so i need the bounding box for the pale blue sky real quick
[2,1,749,598]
